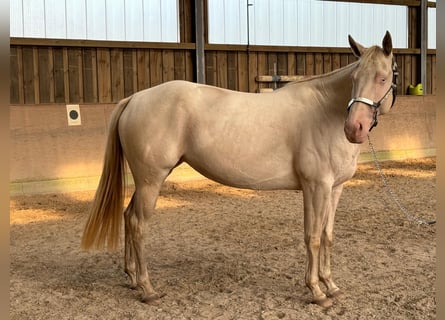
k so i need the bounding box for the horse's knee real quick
[305,235,321,250]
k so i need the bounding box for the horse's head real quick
[344,31,398,144]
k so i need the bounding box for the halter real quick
[347,60,399,131]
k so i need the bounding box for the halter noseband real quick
[347,60,399,131]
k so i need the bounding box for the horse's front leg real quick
[302,181,333,308]
[319,184,345,301]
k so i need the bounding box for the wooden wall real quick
[9,41,195,104]
[10,38,436,105]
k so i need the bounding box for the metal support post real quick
[420,0,428,94]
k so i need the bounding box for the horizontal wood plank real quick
[256,75,307,82]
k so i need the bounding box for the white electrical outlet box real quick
[66,104,81,126]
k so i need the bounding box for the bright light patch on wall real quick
[66,104,81,126]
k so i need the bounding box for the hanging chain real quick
[367,135,436,226]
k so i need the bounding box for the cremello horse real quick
[82,32,397,307]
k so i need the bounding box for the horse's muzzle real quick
[344,121,367,144]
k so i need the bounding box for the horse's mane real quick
[282,45,387,89]
[280,60,359,89]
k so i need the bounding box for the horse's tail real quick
[81,96,132,251]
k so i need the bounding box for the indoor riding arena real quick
[10,1,436,319]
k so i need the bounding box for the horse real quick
[81,31,397,308]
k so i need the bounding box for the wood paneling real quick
[22,47,35,104]
[110,48,124,102]
[97,48,111,103]
[82,48,98,102]
[10,47,21,104]
[10,41,436,105]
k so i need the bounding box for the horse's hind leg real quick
[124,194,137,289]
[124,172,168,302]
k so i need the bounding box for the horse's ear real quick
[382,31,393,56]
[348,35,365,58]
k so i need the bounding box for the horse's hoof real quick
[141,292,166,304]
[327,289,345,301]
[312,296,333,308]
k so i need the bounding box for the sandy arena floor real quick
[10,157,436,319]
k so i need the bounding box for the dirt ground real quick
[10,157,436,320]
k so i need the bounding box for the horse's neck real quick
[314,61,358,112]
[281,61,358,117]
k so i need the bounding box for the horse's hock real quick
[10,95,435,195]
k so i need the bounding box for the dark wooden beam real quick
[320,0,435,7]
[178,0,194,43]
[194,0,206,84]
[420,0,428,92]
